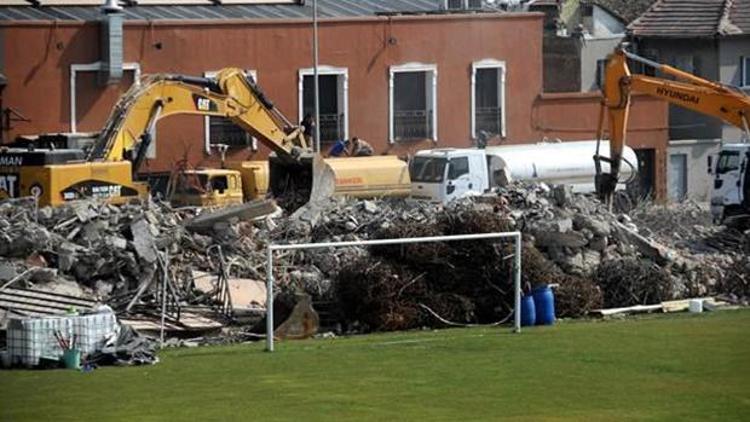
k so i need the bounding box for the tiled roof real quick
[725,0,750,34]
[587,0,656,24]
[629,0,750,37]
[0,0,484,21]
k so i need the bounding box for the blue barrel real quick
[520,295,536,327]
[533,285,556,325]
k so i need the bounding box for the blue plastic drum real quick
[532,285,556,325]
[520,295,536,327]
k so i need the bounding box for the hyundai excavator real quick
[595,47,750,223]
[0,68,338,207]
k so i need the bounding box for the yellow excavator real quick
[595,47,750,216]
[0,68,410,208]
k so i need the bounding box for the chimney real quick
[99,0,124,85]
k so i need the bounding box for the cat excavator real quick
[0,68,342,207]
[595,47,750,222]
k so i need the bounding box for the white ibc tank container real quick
[484,140,638,193]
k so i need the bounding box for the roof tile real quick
[628,0,749,37]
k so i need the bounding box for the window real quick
[298,66,349,144]
[203,70,257,153]
[445,0,482,9]
[409,156,446,183]
[595,59,607,89]
[716,151,740,174]
[630,49,658,77]
[670,55,695,74]
[471,60,506,139]
[448,157,470,180]
[389,63,438,143]
[742,56,750,87]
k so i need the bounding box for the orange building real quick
[0,1,667,197]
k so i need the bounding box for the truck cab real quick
[710,143,750,222]
[409,149,489,204]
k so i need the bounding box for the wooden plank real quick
[2,288,95,308]
[593,304,663,317]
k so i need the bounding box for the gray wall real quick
[719,36,750,141]
[637,38,722,140]
[580,35,623,92]
[543,34,581,92]
[591,5,625,37]
[667,139,721,202]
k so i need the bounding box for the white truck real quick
[409,141,637,204]
[709,143,750,223]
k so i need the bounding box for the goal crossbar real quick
[266,231,522,352]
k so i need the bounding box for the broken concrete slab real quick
[130,218,157,264]
[186,199,278,233]
[193,270,267,312]
[534,230,588,248]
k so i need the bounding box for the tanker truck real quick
[169,155,411,207]
[409,141,638,204]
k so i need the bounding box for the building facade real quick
[0,0,669,197]
[629,0,750,202]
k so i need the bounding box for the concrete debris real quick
[0,182,747,341]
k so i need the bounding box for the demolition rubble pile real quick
[0,182,748,335]
[277,184,749,331]
[0,198,271,311]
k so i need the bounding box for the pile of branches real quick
[333,207,516,332]
[332,205,608,331]
[593,258,674,308]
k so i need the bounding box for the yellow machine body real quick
[0,149,147,206]
[169,168,244,207]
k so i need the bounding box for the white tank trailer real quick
[409,140,638,204]
[484,140,638,193]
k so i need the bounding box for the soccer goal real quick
[265,231,523,352]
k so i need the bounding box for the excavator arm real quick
[595,48,750,204]
[88,67,308,170]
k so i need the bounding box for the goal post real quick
[265,231,523,352]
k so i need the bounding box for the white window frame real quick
[389,62,438,144]
[203,69,257,154]
[470,59,506,140]
[69,61,141,134]
[741,56,750,88]
[297,66,349,142]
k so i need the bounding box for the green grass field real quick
[2,310,749,421]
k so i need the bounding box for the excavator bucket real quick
[267,153,336,211]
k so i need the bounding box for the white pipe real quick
[514,234,522,333]
[265,231,522,352]
[160,249,168,349]
[266,246,275,352]
[312,0,321,153]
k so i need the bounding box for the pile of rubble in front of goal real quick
[1,182,748,337]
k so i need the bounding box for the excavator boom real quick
[595,48,750,204]
[88,68,308,168]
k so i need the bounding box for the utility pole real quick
[313,0,321,153]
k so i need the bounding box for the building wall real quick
[591,5,625,37]
[580,35,622,92]
[1,12,670,197]
[719,36,750,141]
[667,139,721,202]
[542,34,581,92]
[1,14,543,173]
[637,38,722,140]
[532,92,668,199]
